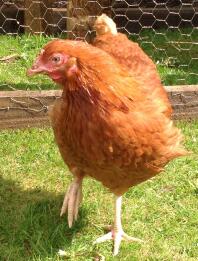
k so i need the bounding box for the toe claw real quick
[67,185,77,228]
[60,186,70,216]
[74,186,82,221]
[94,232,112,244]
[94,228,143,256]
[60,178,83,228]
[123,233,144,243]
[113,234,122,256]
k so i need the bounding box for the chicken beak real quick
[27,57,47,76]
[27,66,45,76]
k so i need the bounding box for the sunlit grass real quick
[130,28,198,85]
[0,34,55,91]
[0,121,197,260]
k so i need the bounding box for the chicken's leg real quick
[60,176,83,228]
[94,195,143,256]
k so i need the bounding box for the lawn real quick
[0,121,197,261]
[0,34,55,91]
[0,27,197,91]
[131,28,198,86]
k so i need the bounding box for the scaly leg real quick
[60,176,83,228]
[94,195,143,256]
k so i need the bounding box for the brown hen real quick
[93,14,172,117]
[27,39,187,255]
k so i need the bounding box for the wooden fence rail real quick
[0,85,198,130]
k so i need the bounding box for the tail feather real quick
[94,14,117,35]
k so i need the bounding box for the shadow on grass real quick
[0,176,88,260]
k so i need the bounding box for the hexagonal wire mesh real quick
[0,0,197,93]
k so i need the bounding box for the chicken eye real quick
[51,56,61,63]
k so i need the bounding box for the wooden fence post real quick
[67,0,113,42]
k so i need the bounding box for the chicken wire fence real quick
[0,0,197,95]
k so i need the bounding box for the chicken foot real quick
[94,195,143,256]
[60,176,83,228]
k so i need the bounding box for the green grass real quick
[130,28,198,85]
[0,34,56,91]
[0,121,197,260]
[0,28,197,91]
